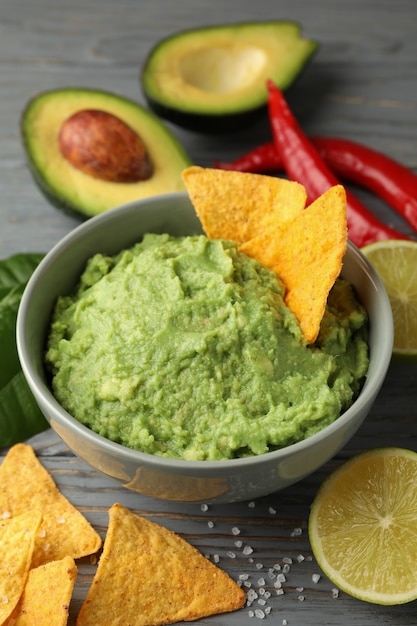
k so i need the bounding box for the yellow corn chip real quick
[0,444,102,568]
[4,556,77,626]
[240,185,347,343]
[0,510,42,624]
[182,166,306,243]
[77,503,246,626]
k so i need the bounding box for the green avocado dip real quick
[45,233,369,461]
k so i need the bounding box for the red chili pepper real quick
[266,80,411,248]
[312,136,417,233]
[214,142,281,173]
[215,137,417,236]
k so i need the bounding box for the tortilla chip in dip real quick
[240,184,347,343]
[182,165,306,243]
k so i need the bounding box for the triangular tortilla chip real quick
[4,556,77,626]
[240,185,347,343]
[0,444,102,568]
[77,503,246,626]
[182,166,306,243]
[0,511,42,624]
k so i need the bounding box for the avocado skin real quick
[141,21,318,134]
[20,88,192,219]
[142,96,268,134]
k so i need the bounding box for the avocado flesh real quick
[21,88,192,219]
[141,21,318,132]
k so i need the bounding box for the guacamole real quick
[45,234,369,461]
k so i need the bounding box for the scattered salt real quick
[255,562,263,570]
[268,507,277,515]
[257,578,266,586]
[227,551,236,559]
[276,588,284,596]
[282,563,291,574]
[291,527,302,536]
[296,587,304,593]
[2,597,8,604]
[0,511,11,520]
[296,554,305,563]
[239,573,250,581]
[200,503,208,512]
[332,588,340,599]
[235,540,243,548]
[257,598,267,606]
[232,526,241,535]
[312,573,321,584]
[56,517,66,524]
[207,521,214,529]
[247,589,258,603]
[38,529,47,538]
[282,557,293,565]
[242,545,254,556]
[248,501,256,508]
[298,595,305,602]
[212,554,219,563]
[254,608,265,619]
[282,619,288,626]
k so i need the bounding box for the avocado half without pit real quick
[141,21,318,133]
[20,88,192,219]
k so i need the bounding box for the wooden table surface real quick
[1,0,417,624]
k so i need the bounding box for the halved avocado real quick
[141,21,318,133]
[20,88,192,219]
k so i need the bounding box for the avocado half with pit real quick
[141,21,318,133]
[20,88,192,219]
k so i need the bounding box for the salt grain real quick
[248,501,256,508]
[235,540,243,548]
[0,511,11,520]
[276,588,284,596]
[257,598,266,606]
[268,507,277,515]
[243,545,254,556]
[312,573,321,584]
[254,608,265,619]
[56,517,66,524]
[227,551,236,559]
[332,588,340,599]
[298,595,305,602]
[2,597,8,604]
[257,578,266,586]
[239,573,250,581]
[213,554,220,563]
[255,562,263,570]
[232,526,241,535]
[200,504,209,512]
[296,554,305,563]
[207,521,214,529]
[282,619,288,625]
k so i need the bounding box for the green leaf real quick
[0,371,48,447]
[0,252,47,445]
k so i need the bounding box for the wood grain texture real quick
[1,0,417,623]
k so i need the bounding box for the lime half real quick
[361,239,417,358]
[309,448,417,605]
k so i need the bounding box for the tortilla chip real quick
[0,444,102,568]
[77,503,246,626]
[0,511,42,624]
[240,185,347,343]
[182,166,306,243]
[4,556,77,626]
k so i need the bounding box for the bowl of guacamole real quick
[17,192,393,503]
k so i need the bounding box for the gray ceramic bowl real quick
[17,192,393,504]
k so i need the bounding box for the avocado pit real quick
[58,109,153,183]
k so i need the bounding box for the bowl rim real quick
[16,192,394,471]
